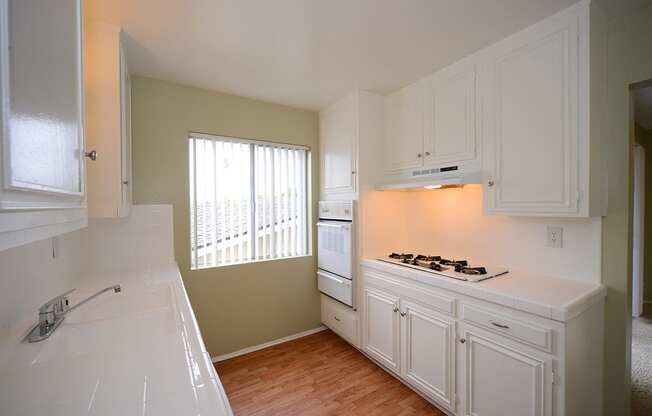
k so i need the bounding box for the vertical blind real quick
[189,133,310,270]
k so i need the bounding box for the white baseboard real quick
[212,325,327,363]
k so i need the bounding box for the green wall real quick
[131,76,321,357]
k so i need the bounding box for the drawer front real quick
[462,304,552,352]
[321,295,358,347]
[318,270,353,306]
[363,270,455,316]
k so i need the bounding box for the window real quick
[189,133,311,270]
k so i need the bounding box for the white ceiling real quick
[87,0,584,111]
[636,87,652,131]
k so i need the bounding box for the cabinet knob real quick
[487,180,495,187]
[417,153,422,158]
[393,307,399,313]
[400,312,406,317]
[424,152,431,156]
[85,150,98,161]
[122,181,129,185]
[460,338,466,344]
[351,171,356,174]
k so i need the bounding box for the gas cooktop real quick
[378,253,508,283]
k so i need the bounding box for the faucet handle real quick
[39,288,75,314]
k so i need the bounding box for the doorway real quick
[631,83,652,416]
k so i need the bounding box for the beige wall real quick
[130,76,321,357]
[600,1,652,414]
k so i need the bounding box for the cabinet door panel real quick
[3,0,84,199]
[485,20,578,215]
[462,324,551,416]
[320,95,356,195]
[363,287,400,372]
[425,68,476,166]
[402,300,455,411]
[384,82,424,172]
[119,44,132,217]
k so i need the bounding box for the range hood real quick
[376,162,482,190]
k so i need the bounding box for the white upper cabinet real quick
[423,60,478,167]
[0,0,87,250]
[383,82,424,173]
[84,22,133,218]
[319,91,384,201]
[320,93,357,196]
[482,2,606,217]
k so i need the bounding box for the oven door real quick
[317,270,353,307]
[317,220,353,279]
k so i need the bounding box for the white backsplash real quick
[363,185,602,283]
[0,205,175,334]
[0,231,82,332]
[80,205,175,277]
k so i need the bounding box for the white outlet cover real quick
[547,226,563,248]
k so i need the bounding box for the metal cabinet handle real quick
[122,181,129,185]
[490,321,510,329]
[334,316,341,322]
[85,150,98,161]
[393,307,399,313]
[424,152,431,156]
[400,312,406,317]
[460,338,466,344]
[487,180,495,187]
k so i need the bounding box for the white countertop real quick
[361,259,606,322]
[0,263,233,416]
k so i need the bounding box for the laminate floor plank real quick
[215,329,445,415]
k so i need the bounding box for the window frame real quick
[188,131,312,270]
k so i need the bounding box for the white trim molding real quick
[212,326,327,363]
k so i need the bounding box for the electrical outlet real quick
[547,226,563,248]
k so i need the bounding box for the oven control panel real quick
[319,201,353,221]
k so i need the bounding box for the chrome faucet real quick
[27,285,122,343]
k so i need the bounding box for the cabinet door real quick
[424,66,477,166]
[0,0,85,209]
[319,94,356,196]
[118,44,132,217]
[401,300,456,412]
[460,324,552,416]
[383,82,424,172]
[362,287,400,373]
[483,16,579,215]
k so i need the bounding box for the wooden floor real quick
[214,329,445,416]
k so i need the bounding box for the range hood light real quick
[424,185,443,190]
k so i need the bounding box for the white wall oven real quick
[317,201,355,307]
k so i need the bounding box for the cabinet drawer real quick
[321,295,359,347]
[461,304,552,352]
[363,270,455,316]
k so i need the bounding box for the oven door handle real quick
[317,271,351,286]
[316,222,350,230]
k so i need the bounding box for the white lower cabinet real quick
[402,300,456,412]
[320,294,359,348]
[359,266,604,416]
[460,323,552,416]
[362,287,401,373]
